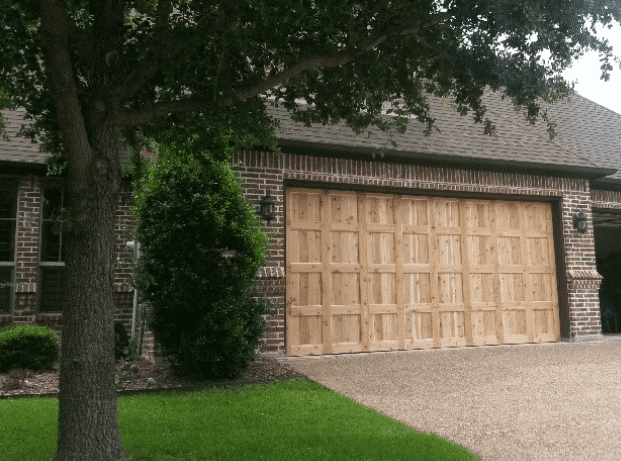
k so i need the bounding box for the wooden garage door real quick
[286,189,560,356]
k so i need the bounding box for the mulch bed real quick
[0,355,304,398]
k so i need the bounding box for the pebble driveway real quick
[284,339,621,461]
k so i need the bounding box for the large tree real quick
[1,1,619,459]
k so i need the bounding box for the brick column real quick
[113,185,134,331]
[561,189,603,339]
[13,176,42,323]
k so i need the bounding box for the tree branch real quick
[116,24,437,128]
[62,9,93,62]
[117,35,390,127]
[117,0,174,101]
[39,0,91,168]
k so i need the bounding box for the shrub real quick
[135,146,274,379]
[0,325,59,373]
[114,321,130,360]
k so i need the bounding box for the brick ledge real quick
[567,270,602,281]
[257,267,285,278]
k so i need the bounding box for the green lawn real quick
[1,378,479,461]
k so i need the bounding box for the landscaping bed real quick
[0,355,303,398]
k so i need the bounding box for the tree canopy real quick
[2,1,620,148]
[1,1,620,460]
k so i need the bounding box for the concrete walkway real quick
[284,340,621,461]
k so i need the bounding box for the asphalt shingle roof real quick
[2,91,620,183]
[0,108,49,165]
[545,94,621,183]
[270,90,619,180]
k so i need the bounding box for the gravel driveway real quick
[284,340,621,461]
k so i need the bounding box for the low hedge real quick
[0,325,59,373]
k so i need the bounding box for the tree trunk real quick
[55,122,126,461]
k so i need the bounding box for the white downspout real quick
[126,240,140,339]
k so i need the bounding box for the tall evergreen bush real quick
[135,145,273,379]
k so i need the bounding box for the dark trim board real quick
[552,200,571,340]
[0,161,47,175]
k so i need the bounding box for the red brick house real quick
[0,109,134,332]
[234,92,621,355]
[3,91,621,357]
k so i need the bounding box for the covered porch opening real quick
[594,211,621,334]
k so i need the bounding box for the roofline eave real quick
[277,139,617,181]
[0,160,48,175]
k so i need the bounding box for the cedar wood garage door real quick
[286,188,560,356]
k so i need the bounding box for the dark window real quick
[40,183,65,312]
[0,266,11,313]
[0,181,17,262]
[41,185,64,262]
[0,181,17,313]
[39,266,65,313]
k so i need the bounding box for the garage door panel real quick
[290,191,322,222]
[469,273,496,303]
[527,238,552,266]
[289,229,322,263]
[367,196,395,224]
[496,203,521,229]
[467,235,494,265]
[331,194,358,223]
[406,311,434,342]
[533,309,558,341]
[286,190,559,355]
[434,200,460,228]
[500,274,526,302]
[437,235,462,264]
[401,199,429,226]
[463,201,492,228]
[503,308,529,335]
[332,315,362,345]
[369,272,396,305]
[297,315,323,345]
[529,273,553,301]
[437,273,464,304]
[404,273,432,304]
[471,310,499,345]
[369,232,395,264]
[331,232,359,264]
[524,206,551,231]
[331,272,360,305]
[289,272,322,307]
[440,311,467,346]
[402,233,429,264]
[370,313,399,343]
[498,236,522,265]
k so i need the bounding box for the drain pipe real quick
[126,240,140,339]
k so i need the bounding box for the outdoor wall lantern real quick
[260,189,277,223]
[572,210,588,233]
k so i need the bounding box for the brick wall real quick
[13,176,42,320]
[591,189,621,211]
[233,150,605,352]
[0,175,136,333]
[113,182,135,332]
[234,153,285,352]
